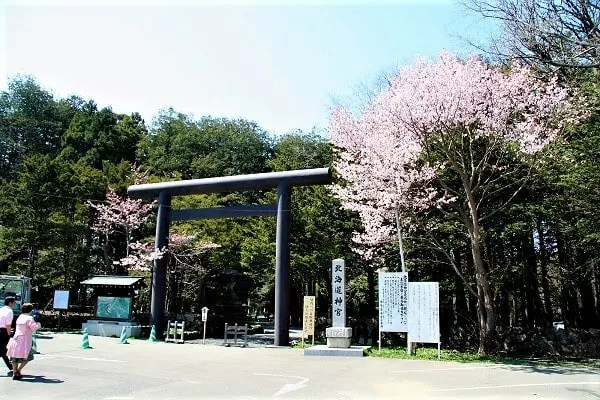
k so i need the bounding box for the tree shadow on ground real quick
[499,363,600,376]
[369,347,600,375]
[490,356,600,376]
[566,388,600,398]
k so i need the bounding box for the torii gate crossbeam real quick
[128,168,331,346]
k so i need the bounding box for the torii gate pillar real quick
[274,183,291,346]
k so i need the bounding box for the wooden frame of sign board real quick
[378,272,409,350]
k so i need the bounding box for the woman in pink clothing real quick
[6,303,41,380]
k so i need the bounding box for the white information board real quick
[407,282,440,344]
[331,259,345,327]
[53,289,70,310]
[378,272,409,332]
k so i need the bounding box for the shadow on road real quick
[567,388,600,398]
[500,363,600,376]
[19,375,64,384]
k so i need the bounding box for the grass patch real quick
[369,347,489,362]
[292,339,327,349]
[368,347,600,369]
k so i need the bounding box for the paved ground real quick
[1,332,599,399]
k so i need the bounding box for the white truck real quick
[0,275,32,315]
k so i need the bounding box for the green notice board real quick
[95,296,132,320]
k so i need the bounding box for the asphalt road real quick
[0,332,598,399]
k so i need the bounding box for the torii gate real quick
[127,168,331,346]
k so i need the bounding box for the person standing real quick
[0,297,15,373]
[6,303,40,380]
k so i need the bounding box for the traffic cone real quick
[119,327,129,344]
[32,332,40,354]
[149,325,157,342]
[80,328,91,349]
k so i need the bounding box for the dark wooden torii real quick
[128,168,331,346]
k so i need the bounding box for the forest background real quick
[1,0,600,357]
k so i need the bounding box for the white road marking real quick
[253,373,309,397]
[390,365,501,373]
[433,381,600,392]
[38,354,126,363]
[104,397,135,400]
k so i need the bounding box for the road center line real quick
[104,397,135,400]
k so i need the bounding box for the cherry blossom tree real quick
[120,233,220,312]
[163,233,220,312]
[330,52,584,354]
[118,241,165,272]
[87,187,154,271]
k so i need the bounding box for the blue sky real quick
[1,0,494,135]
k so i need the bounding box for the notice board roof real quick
[80,276,145,289]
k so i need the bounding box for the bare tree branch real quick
[461,0,600,72]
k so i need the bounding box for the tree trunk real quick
[537,220,553,325]
[593,261,600,329]
[466,244,478,318]
[579,276,597,329]
[525,232,544,328]
[453,249,468,325]
[466,195,496,355]
[556,230,579,327]
[498,287,510,329]
[28,245,36,281]
[103,233,111,273]
[366,266,377,318]
[394,209,406,272]
[495,244,510,329]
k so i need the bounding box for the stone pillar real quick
[326,258,352,348]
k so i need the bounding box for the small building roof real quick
[80,276,145,288]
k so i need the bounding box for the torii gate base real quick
[128,168,331,346]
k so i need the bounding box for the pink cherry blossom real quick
[330,52,584,260]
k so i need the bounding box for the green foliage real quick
[59,103,145,168]
[0,76,78,178]
[369,347,488,361]
[1,69,599,352]
[138,109,272,179]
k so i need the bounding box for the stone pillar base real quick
[326,327,352,348]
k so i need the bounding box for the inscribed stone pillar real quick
[326,258,352,348]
